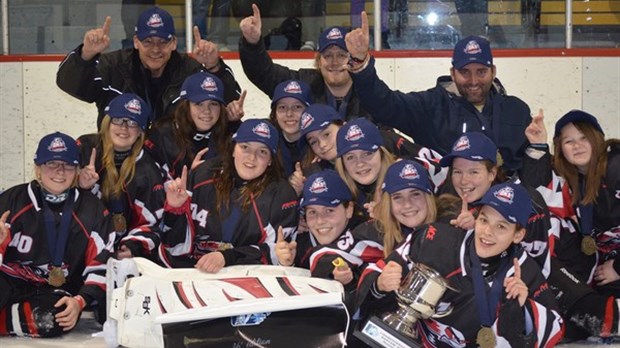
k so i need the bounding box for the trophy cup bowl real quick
[381,262,455,339]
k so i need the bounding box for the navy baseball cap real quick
[232,119,279,154]
[271,80,312,107]
[318,26,348,53]
[475,183,532,226]
[300,104,343,138]
[382,160,433,194]
[439,132,497,167]
[180,72,225,104]
[553,109,604,139]
[34,132,80,166]
[337,118,384,157]
[135,7,176,41]
[300,170,353,208]
[452,36,493,69]
[105,93,150,131]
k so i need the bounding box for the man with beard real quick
[345,12,531,173]
[238,4,372,122]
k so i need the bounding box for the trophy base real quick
[353,316,422,348]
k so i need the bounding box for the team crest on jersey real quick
[494,186,514,204]
[345,125,365,142]
[284,81,302,94]
[399,164,420,180]
[309,177,328,194]
[125,99,142,115]
[252,122,271,139]
[464,40,482,55]
[616,190,620,199]
[300,112,314,130]
[146,14,164,28]
[201,77,218,92]
[326,28,343,40]
[453,135,470,151]
[48,137,68,153]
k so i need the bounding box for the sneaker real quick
[300,41,316,51]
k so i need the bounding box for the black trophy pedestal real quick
[353,316,422,348]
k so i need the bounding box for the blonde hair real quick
[99,116,145,200]
[373,190,437,257]
[335,147,395,203]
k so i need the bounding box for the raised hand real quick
[0,210,10,245]
[78,148,99,190]
[226,90,247,122]
[288,162,306,196]
[239,4,262,44]
[332,257,353,285]
[377,261,402,292]
[82,16,111,60]
[165,165,189,208]
[450,195,475,230]
[504,258,528,307]
[191,147,209,171]
[192,26,220,68]
[525,109,547,144]
[275,226,297,266]
[363,186,383,219]
[195,251,225,273]
[345,11,370,62]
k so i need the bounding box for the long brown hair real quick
[334,147,395,203]
[553,122,608,205]
[213,143,285,215]
[300,120,344,171]
[168,99,229,163]
[373,190,437,257]
[99,116,145,200]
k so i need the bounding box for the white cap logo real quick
[326,28,343,40]
[494,186,514,204]
[399,164,420,180]
[300,112,314,130]
[309,177,328,194]
[252,122,271,139]
[464,40,482,55]
[48,137,67,153]
[284,81,302,94]
[125,99,142,115]
[345,125,365,142]
[201,77,218,92]
[146,13,163,28]
[453,135,470,151]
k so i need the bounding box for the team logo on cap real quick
[309,177,328,194]
[494,186,514,204]
[464,40,482,55]
[125,99,142,115]
[284,81,302,94]
[453,135,470,151]
[48,137,68,153]
[300,112,314,130]
[146,13,164,28]
[399,164,420,180]
[345,125,365,142]
[201,77,218,92]
[252,122,271,139]
[326,28,343,40]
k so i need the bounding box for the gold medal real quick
[581,235,597,256]
[48,266,66,287]
[113,214,127,232]
[476,326,496,348]
[217,242,233,251]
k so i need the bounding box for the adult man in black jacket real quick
[57,6,241,129]
[346,12,532,173]
[238,4,371,122]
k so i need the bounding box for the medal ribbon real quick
[469,240,511,327]
[42,190,75,267]
[578,176,594,236]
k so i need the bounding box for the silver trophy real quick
[381,262,456,339]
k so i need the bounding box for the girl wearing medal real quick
[0,132,114,337]
[77,93,165,259]
[145,72,240,180]
[362,183,563,347]
[523,110,620,341]
[161,119,298,272]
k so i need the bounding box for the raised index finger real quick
[360,11,369,33]
[238,90,247,106]
[180,165,188,191]
[193,26,202,44]
[102,16,112,36]
[276,226,285,242]
[89,148,97,167]
[252,3,261,21]
[513,258,521,280]
[461,195,469,213]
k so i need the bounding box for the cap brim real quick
[452,58,492,69]
[384,182,431,195]
[300,197,342,208]
[233,136,276,154]
[319,43,347,53]
[186,94,225,105]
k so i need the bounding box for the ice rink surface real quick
[0,317,618,348]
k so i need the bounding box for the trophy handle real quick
[405,256,459,293]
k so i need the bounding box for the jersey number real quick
[8,232,33,253]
